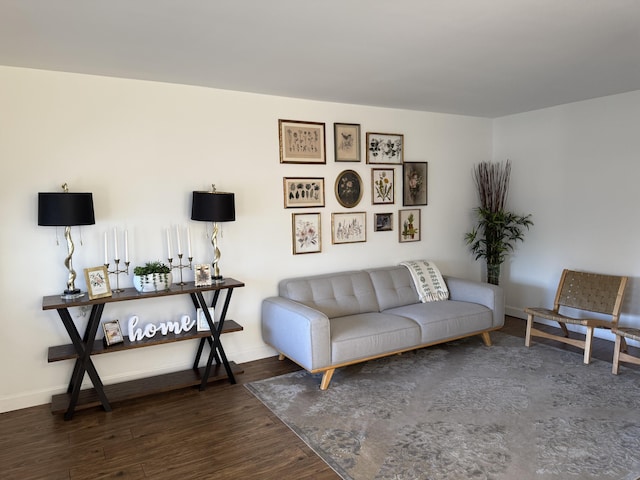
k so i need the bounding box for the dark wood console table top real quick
[43,278,245,420]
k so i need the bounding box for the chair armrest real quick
[444,276,505,328]
[261,297,332,371]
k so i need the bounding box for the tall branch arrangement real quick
[465,160,533,285]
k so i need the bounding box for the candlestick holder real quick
[168,253,193,285]
[105,259,130,293]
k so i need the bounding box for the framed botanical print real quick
[279,119,326,164]
[366,132,403,164]
[399,208,421,242]
[283,177,325,208]
[371,168,395,204]
[335,169,363,208]
[403,162,428,206]
[334,123,361,162]
[84,265,112,300]
[332,212,366,244]
[292,212,321,254]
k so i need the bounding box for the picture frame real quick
[283,177,325,208]
[194,264,212,287]
[335,169,363,208]
[371,168,395,204]
[292,212,321,254]
[197,307,216,332]
[334,123,361,162]
[366,132,404,164]
[84,265,111,300]
[403,162,428,206]
[374,213,393,232]
[332,212,366,244]
[102,319,124,346]
[399,208,421,242]
[278,119,326,164]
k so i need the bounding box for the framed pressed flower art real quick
[283,177,325,208]
[371,168,394,204]
[292,212,321,254]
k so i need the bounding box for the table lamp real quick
[191,185,235,284]
[38,183,95,299]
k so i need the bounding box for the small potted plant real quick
[133,261,172,292]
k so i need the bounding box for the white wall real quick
[493,90,640,335]
[0,66,492,412]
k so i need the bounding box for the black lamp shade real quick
[38,192,95,226]
[191,191,235,222]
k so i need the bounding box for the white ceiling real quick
[1,0,639,118]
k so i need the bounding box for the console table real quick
[43,278,245,420]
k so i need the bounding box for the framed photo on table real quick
[84,265,111,300]
[279,119,326,164]
[334,123,361,162]
[197,307,216,332]
[194,264,212,287]
[102,319,124,346]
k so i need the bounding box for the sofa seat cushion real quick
[385,300,493,344]
[330,313,421,365]
[279,271,380,318]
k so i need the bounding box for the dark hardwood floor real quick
[2,316,637,479]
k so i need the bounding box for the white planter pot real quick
[133,272,173,292]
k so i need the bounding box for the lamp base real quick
[212,275,225,284]
[61,289,85,300]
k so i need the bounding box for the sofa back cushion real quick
[278,271,380,318]
[367,266,420,311]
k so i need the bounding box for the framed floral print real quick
[279,119,326,164]
[332,212,366,244]
[335,169,363,208]
[366,132,403,164]
[283,177,325,208]
[84,265,112,300]
[399,208,421,242]
[292,212,321,254]
[371,168,395,204]
[403,162,428,206]
[334,123,361,162]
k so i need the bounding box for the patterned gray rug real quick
[246,332,640,480]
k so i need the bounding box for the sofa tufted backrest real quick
[278,271,380,318]
[367,266,420,311]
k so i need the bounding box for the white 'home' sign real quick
[127,314,196,342]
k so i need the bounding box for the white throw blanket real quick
[400,260,449,302]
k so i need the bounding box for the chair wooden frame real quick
[612,327,640,374]
[524,269,628,364]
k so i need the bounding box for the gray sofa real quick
[261,265,504,389]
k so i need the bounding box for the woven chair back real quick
[555,269,627,317]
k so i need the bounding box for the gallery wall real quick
[0,66,493,412]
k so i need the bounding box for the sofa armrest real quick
[444,276,505,328]
[261,297,332,371]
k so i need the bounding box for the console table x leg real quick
[57,304,111,420]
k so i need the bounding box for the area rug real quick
[246,332,640,480]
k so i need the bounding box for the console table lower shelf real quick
[50,361,244,414]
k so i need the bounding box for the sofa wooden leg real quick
[480,332,492,346]
[320,369,335,390]
[278,354,285,361]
